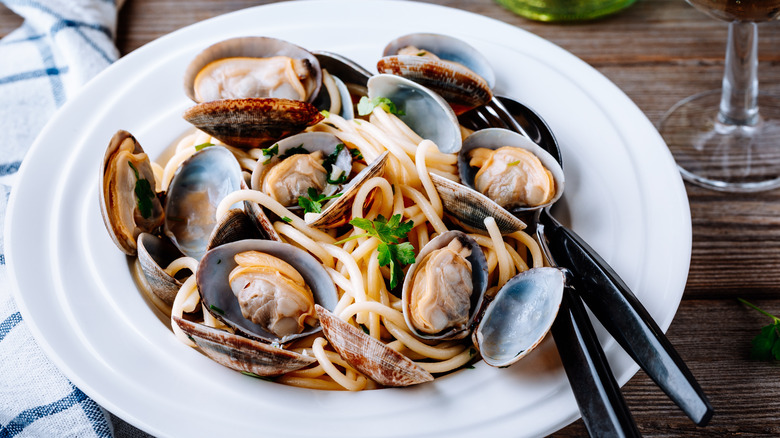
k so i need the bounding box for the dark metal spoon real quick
[462,96,713,427]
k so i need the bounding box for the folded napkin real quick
[0,0,150,436]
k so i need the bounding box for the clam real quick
[174,316,316,377]
[431,127,564,234]
[250,131,389,229]
[473,267,565,367]
[182,98,323,150]
[401,231,487,340]
[183,36,322,104]
[366,74,462,153]
[137,232,183,306]
[377,33,494,114]
[312,51,373,120]
[197,239,338,344]
[316,305,434,387]
[182,37,325,149]
[164,145,244,260]
[100,130,165,256]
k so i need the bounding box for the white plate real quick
[5,1,691,437]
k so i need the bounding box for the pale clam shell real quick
[174,316,316,377]
[137,233,182,307]
[401,230,488,340]
[315,305,434,387]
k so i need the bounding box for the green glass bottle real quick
[495,0,636,21]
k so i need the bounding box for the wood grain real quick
[4,0,780,436]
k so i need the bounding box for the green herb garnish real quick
[348,214,415,289]
[282,216,293,223]
[194,142,213,151]
[416,51,428,56]
[357,96,405,117]
[241,371,275,381]
[297,187,342,214]
[280,144,310,159]
[209,304,225,315]
[350,148,363,160]
[127,161,156,219]
[260,143,279,162]
[320,110,331,117]
[506,160,521,167]
[740,298,780,360]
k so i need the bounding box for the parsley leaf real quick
[506,160,521,167]
[260,143,279,162]
[739,298,780,360]
[280,144,310,159]
[127,161,156,219]
[297,187,342,214]
[357,96,406,116]
[282,216,293,223]
[350,148,363,160]
[194,142,213,151]
[320,110,331,117]
[349,214,415,289]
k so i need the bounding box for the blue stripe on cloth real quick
[0,254,4,265]
[25,25,66,107]
[50,19,111,40]
[78,391,112,438]
[0,68,68,87]
[0,34,46,46]
[4,0,113,37]
[0,385,98,438]
[0,312,22,342]
[0,161,21,177]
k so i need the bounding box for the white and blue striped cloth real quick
[0,0,150,436]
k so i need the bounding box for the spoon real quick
[463,96,713,427]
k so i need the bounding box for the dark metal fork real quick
[461,97,714,428]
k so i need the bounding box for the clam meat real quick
[408,238,473,334]
[100,130,164,255]
[194,56,314,102]
[229,250,317,338]
[468,146,555,209]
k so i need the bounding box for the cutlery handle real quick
[552,290,641,438]
[541,211,714,426]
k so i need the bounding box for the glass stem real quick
[719,21,759,126]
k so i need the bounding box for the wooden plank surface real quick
[3,0,780,436]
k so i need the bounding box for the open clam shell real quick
[183,36,321,104]
[473,267,565,367]
[459,128,565,214]
[249,131,352,203]
[430,173,526,235]
[401,231,488,341]
[182,98,324,150]
[174,316,316,377]
[306,151,389,229]
[316,305,433,387]
[367,74,461,154]
[206,208,263,250]
[312,51,372,120]
[378,33,494,114]
[197,239,338,344]
[137,233,183,306]
[164,145,243,260]
[100,130,165,255]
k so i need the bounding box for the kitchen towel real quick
[0,0,150,436]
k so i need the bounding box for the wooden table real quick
[2,0,778,436]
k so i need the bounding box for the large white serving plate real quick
[5,1,691,436]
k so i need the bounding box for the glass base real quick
[658,90,780,192]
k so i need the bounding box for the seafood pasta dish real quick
[99,34,566,391]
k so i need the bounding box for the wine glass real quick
[658,0,780,191]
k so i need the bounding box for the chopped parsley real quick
[194,142,213,151]
[260,143,279,163]
[350,148,363,160]
[357,96,405,117]
[740,298,780,360]
[209,304,225,315]
[127,161,156,219]
[282,216,293,223]
[507,160,521,167]
[297,187,342,214]
[320,110,331,117]
[348,214,415,289]
[280,144,310,159]
[241,371,275,381]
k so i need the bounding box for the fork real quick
[461,97,714,427]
